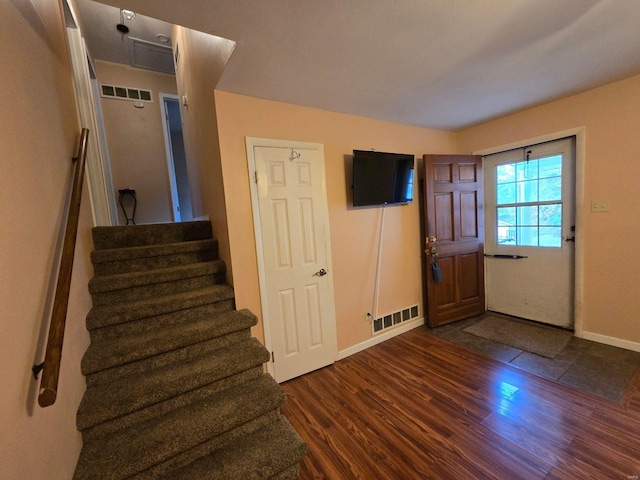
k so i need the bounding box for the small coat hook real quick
[290,149,301,161]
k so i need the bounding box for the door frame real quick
[65,0,118,226]
[245,136,338,378]
[159,93,182,222]
[473,127,585,337]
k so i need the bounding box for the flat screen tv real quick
[352,150,415,207]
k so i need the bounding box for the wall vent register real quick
[101,84,153,103]
[372,305,419,334]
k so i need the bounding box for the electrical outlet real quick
[591,200,610,213]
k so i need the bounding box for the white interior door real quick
[248,138,338,383]
[484,137,576,328]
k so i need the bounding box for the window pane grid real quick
[495,155,563,248]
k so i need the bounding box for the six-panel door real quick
[423,154,485,327]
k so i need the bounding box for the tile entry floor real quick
[427,314,640,402]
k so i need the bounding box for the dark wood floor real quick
[280,326,640,479]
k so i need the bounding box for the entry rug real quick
[463,315,572,358]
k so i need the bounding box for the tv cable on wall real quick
[371,203,387,323]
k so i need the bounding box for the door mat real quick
[463,315,572,358]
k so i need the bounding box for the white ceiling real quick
[89,0,640,131]
[75,0,175,73]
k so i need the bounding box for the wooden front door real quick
[423,155,485,327]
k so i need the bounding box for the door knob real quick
[314,268,327,277]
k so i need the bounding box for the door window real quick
[495,154,563,247]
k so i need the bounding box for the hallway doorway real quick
[160,94,192,222]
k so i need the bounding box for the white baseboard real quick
[337,317,425,361]
[582,331,640,353]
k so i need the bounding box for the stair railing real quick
[33,128,90,407]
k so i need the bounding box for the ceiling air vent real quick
[101,84,153,103]
[129,37,175,74]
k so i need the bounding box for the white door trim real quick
[65,1,117,226]
[473,127,585,337]
[245,136,338,377]
[159,93,181,222]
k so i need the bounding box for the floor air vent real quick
[372,305,419,334]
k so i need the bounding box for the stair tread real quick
[165,416,307,480]
[77,336,269,430]
[89,260,225,294]
[81,368,265,444]
[87,284,235,330]
[91,238,217,264]
[92,221,212,250]
[82,309,257,374]
[74,374,285,480]
[83,309,256,373]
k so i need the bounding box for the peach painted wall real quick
[94,60,177,225]
[0,1,93,478]
[215,91,457,349]
[171,26,235,281]
[457,74,640,348]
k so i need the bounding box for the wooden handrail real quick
[35,128,90,407]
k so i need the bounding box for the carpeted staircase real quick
[73,221,306,479]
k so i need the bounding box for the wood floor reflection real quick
[280,327,640,479]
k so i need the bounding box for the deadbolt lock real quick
[425,236,438,256]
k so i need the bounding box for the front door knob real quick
[314,268,327,277]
